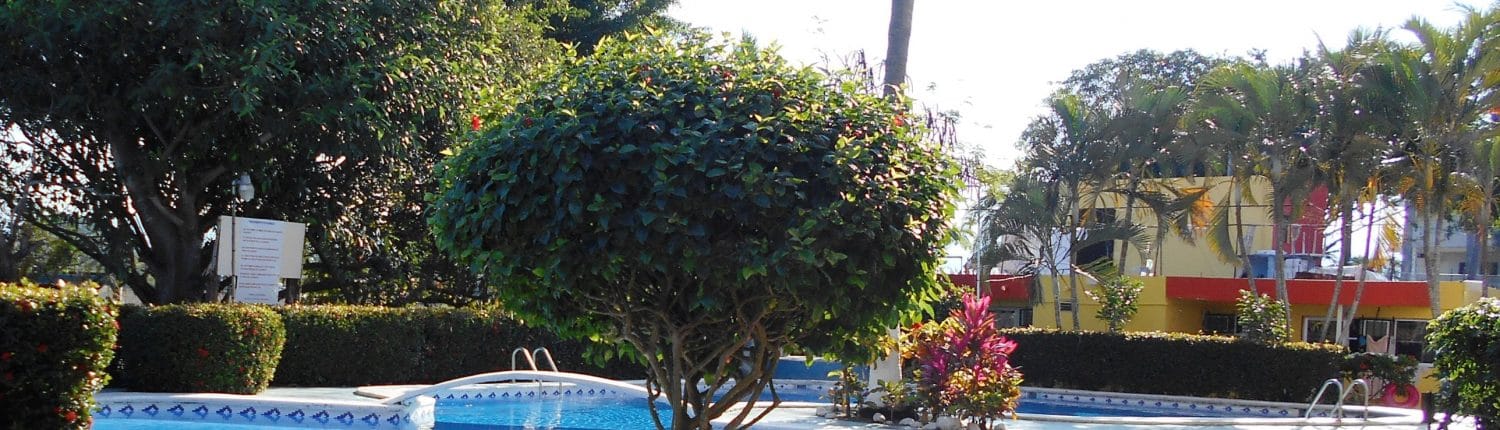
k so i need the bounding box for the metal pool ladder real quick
[1305,378,1370,420]
[510,347,559,372]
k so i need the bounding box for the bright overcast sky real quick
[670,1,1491,169]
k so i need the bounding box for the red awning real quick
[945,274,1031,302]
[1165,276,1429,307]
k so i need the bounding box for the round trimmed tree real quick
[429,30,958,429]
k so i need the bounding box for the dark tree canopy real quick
[0,0,560,303]
[430,31,959,429]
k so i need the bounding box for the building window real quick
[1203,313,1238,335]
[990,308,1032,328]
[1394,319,1433,363]
[1302,318,1340,344]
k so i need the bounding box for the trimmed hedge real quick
[273,306,424,386]
[998,328,1344,402]
[271,305,645,386]
[0,281,117,429]
[1427,297,1500,426]
[113,304,285,394]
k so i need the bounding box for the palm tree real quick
[1454,135,1500,298]
[1383,6,1500,316]
[1187,61,1321,324]
[1308,29,1396,340]
[970,173,1150,330]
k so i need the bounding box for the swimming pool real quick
[92,374,1428,430]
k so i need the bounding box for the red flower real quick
[471,115,482,131]
[64,410,77,422]
[893,115,906,127]
[1,352,11,361]
[523,118,534,127]
[35,343,46,353]
[197,347,210,358]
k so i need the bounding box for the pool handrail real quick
[511,347,539,371]
[377,370,650,406]
[533,347,558,372]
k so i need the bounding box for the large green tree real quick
[429,31,959,430]
[0,0,559,303]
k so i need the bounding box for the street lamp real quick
[228,174,254,301]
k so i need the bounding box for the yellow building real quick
[972,175,1493,394]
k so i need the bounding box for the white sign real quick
[216,216,306,305]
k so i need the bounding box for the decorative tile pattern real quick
[94,395,433,430]
[1027,388,1302,418]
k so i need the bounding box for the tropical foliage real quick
[979,4,1500,326]
[1235,290,1290,344]
[429,30,958,430]
[1427,297,1500,427]
[906,294,1023,427]
[1085,274,1144,332]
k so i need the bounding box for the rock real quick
[935,416,960,430]
[899,417,919,427]
[815,406,833,417]
[992,422,1006,430]
[872,413,887,423]
[921,423,939,430]
[965,422,981,430]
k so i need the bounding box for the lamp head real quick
[234,173,255,202]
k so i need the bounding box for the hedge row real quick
[0,281,118,430]
[109,304,645,391]
[273,305,645,386]
[998,328,1344,402]
[112,304,286,394]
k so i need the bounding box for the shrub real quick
[1339,352,1417,388]
[998,328,1343,402]
[1427,297,1500,426]
[0,281,117,429]
[113,304,284,394]
[1085,275,1143,332]
[908,294,1022,427]
[268,305,643,385]
[1236,290,1290,344]
[273,306,423,386]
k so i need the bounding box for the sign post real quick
[216,216,305,305]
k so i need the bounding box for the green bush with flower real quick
[904,294,1023,428]
[0,281,117,429]
[1426,297,1500,427]
[112,304,284,394]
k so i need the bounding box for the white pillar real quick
[867,327,902,389]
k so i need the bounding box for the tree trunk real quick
[1479,180,1493,298]
[882,0,914,98]
[1425,213,1444,318]
[1233,177,1259,293]
[1118,184,1136,269]
[1343,201,1377,343]
[1272,189,1292,329]
[1319,197,1355,341]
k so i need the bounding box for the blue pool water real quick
[96,397,1262,430]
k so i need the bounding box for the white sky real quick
[670,0,1491,169]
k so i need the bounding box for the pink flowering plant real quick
[905,294,1023,426]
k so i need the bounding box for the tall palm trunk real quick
[1424,213,1444,318]
[1479,179,1494,298]
[1118,178,1140,270]
[1233,176,1260,293]
[1271,188,1293,327]
[882,0,913,98]
[1343,200,1378,342]
[1065,184,1084,330]
[1319,195,1355,340]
